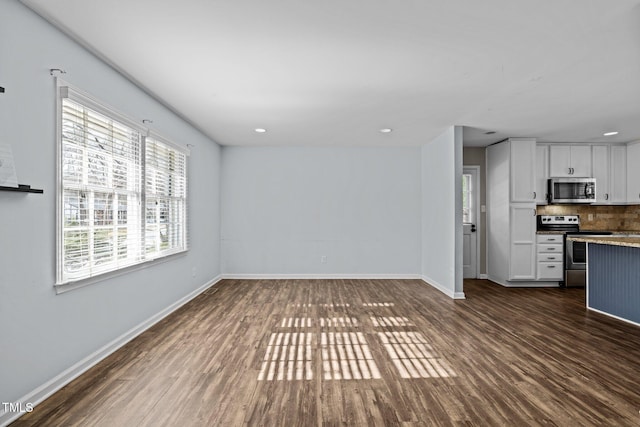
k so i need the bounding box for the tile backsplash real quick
[536,205,640,231]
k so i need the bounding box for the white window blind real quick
[144,136,188,258]
[57,83,188,287]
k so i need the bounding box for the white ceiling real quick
[21,0,640,147]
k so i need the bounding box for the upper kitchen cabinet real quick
[549,145,592,177]
[610,145,627,204]
[626,141,640,203]
[510,138,537,202]
[535,145,549,204]
[592,145,610,204]
[592,144,625,204]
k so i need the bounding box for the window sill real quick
[55,250,188,294]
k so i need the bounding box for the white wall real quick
[421,126,464,298]
[0,0,221,418]
[221,146,421,276]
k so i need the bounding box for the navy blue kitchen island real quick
[570,236,640,326]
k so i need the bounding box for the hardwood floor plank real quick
[12,279,640,426]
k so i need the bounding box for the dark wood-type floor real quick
[13,279,640,426]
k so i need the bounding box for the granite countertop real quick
[536,230,640,236]
[567,235,640,248]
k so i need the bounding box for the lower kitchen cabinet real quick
[509,204,537,280]
[536,234,564,280]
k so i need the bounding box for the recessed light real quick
[603,131,618,136]
[380,128,393,133]
[254,128,267,133]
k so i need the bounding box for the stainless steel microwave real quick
[548,178,596,204]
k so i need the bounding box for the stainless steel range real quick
[537,215,612,287]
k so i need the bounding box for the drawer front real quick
[536,234,563,243]
[538,253,562,262]
[537,262,564,280]
[538,243,563,253]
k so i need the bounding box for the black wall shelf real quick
[0,184,44,194]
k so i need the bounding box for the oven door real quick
[566,239,586,269]
[565,237,587,287]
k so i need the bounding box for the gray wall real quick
[0,0,221,410]
[463,147,487,275]
[421,127,464,298]
[221,146,421,275]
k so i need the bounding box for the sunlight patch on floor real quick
[321,332,381,380]
[319,317,358,328]
[280,318,313,327]
[371,317,413,327]
[378,332,456,379]
[257,333,313,381]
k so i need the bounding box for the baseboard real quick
[0,275,223,427]
[587,307,640,328]
[486,276,560,288]
[221,274,422,280]
[420,275,466,300]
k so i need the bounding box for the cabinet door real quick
[570,145,592,177]
[610,145,627,203]
[626,142,640,203]
[591,145,610,204]
[509,204,536,280]
[535,145,549,204]
[549,145,571,177]
[510,139,536,202]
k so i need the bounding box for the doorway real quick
[463,166,480,279]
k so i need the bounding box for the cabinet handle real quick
[533,191,536,199]
[548,257,556,260]
[547,265,556,268]
[547,248,556,251]
[605,194,609,200]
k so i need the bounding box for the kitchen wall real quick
[0,0,221,419]
[463,147,486,275]
[537,204,640,231]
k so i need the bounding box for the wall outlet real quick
[588,214,594,221]
[320,256,327,264]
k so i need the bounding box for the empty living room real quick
[2,1,640,426]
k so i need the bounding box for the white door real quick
[463,167,479,279]
[463,223,477,279]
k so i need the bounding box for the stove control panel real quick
[538,215,580,225]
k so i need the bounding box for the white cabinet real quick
[509,204,537,280]
[592,144,627,204]
[487,138,538,286]
[510,139,536,202]
[549,145,592,177]
[536,234,563,280]
[626,142,640,203]
[592,145,610,204]
[610,145,626,203]
[535,145,549,204]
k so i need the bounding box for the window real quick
[57,82,188,287]
[462,173,472,223]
